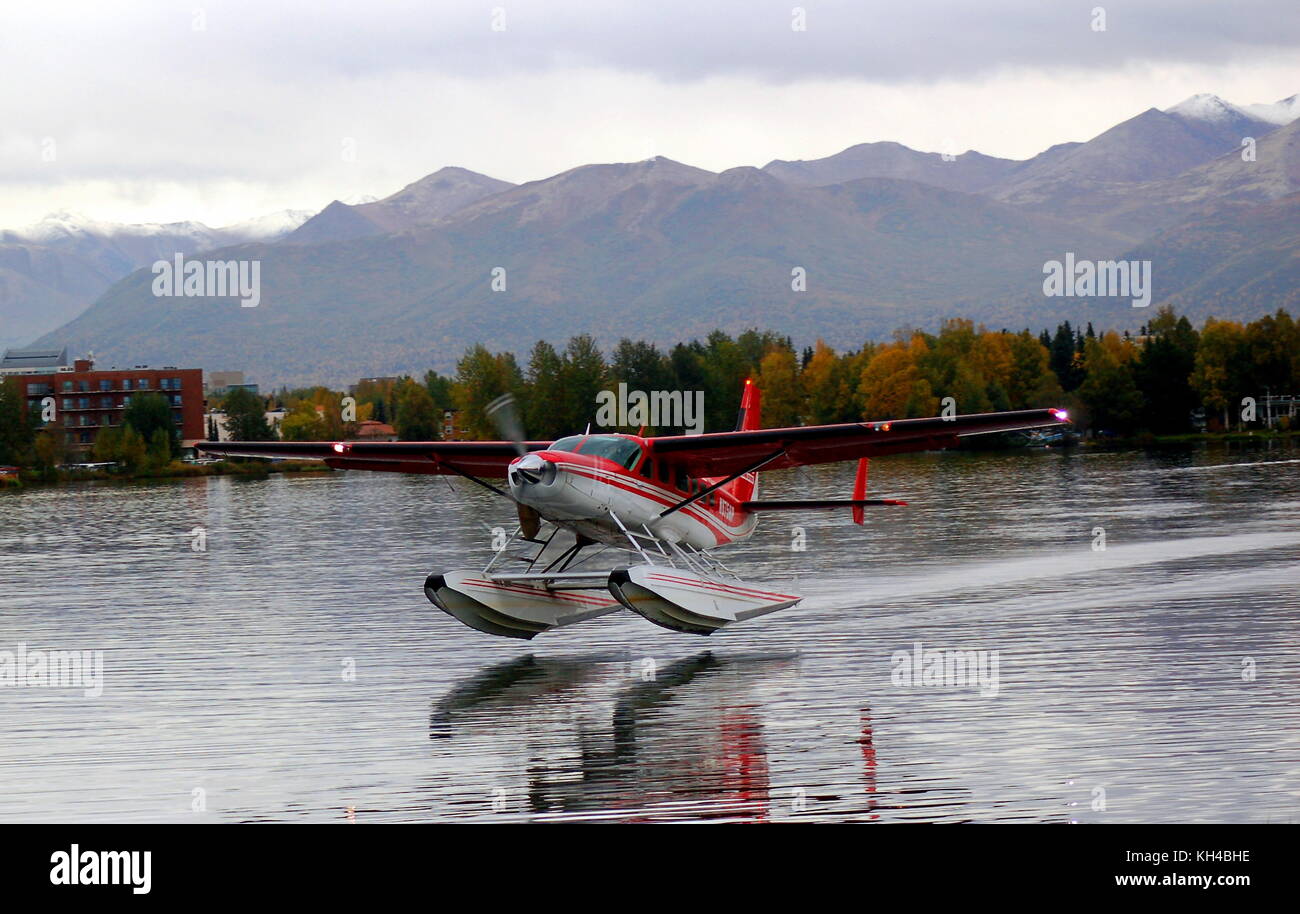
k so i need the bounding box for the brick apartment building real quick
[1,348,205,454]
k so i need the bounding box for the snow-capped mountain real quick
[215,209,314,242]
[7,210,222,248]
[1165,93,1254,123]
[1165,92,1300,127]
[1242,94,1300,125]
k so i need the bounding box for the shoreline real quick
[0,460,335,489]
[4,431,1296,490]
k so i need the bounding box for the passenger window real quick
[675,467,688,492]
[640,457,654,479]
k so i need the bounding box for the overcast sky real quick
[2,0,1297,228]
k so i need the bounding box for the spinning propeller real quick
[486,392,544,539]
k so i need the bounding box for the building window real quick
[62,381,73,391]
[123,379,132,391]
[137,378,149,390]
[79,431,91,444]
[172,394,182,405]
[62,398,73,410]
[78,381,88,392]
[78,397,89,409]
[99,379,110,391]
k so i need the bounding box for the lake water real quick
[2,444,1298,823]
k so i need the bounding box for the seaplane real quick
[197,383,1070,639]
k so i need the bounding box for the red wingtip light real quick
[1051,409,1069,422]
[744,378,752,386]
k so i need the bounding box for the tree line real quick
[0,390,180,477]
[2,306,1294,472]
[269,305,1300,441]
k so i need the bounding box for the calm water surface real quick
[1,444,1298,823]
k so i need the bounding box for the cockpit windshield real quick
[547,434,642,470]
[580,435,643,469]
[548,435,587,453]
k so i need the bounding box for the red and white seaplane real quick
[198,383,1069,639]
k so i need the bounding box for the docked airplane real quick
[197,383,1069,639]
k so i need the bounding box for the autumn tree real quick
[454,344,523,439]
[756,346,803,428]
[1191,319,1248,430]
[1006,330,1063,409]
[280,403,328,441]
[32,429,65,478]
[801,340,858,424]
[859,335,935,419]
[1078,332,1143,435]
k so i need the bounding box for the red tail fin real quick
[852,458,869,525]
[737,378,761,431]
[729,380,762,502]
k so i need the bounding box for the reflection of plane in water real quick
[426,655,1016,822]
[428,652,801,822]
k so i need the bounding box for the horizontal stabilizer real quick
[739,498,907,511]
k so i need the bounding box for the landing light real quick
[332,442,348,453]
[1051,409,1070,422]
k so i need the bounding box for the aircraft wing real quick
[194,439,552,477]
[647,408,1070,476]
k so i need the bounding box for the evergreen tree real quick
[0,377,35,466]
[394,379,438,440]
[223,388,275,440]
[1134,306,1200,433]
[522,341,567,438]
[1050,322,1083,391]
[560,335,607,433]
[123,392,178,456]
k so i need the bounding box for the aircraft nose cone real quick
[510,454,552,489]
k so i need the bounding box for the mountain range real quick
[0,209,311,352]
[14,92,1300,388]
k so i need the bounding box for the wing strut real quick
[435,460,515,502]
[656,448,786,519]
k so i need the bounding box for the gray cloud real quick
[111,0,1300,82]
[1,0,1296,225]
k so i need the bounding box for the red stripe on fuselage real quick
[560,465,739,544]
